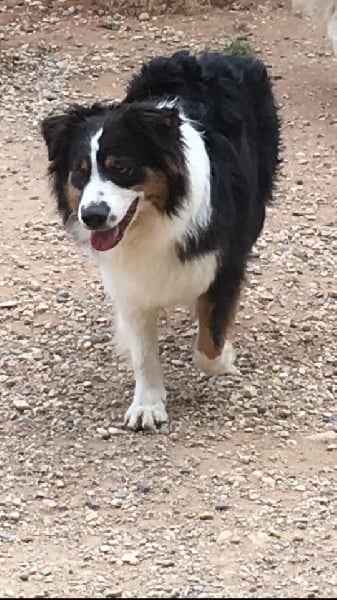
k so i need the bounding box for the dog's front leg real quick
[119,308,168,430]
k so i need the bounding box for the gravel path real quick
[0,1,336,597]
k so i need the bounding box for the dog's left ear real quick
[41,114,70,162]
[131,105,181,152]
[142,106,180,129]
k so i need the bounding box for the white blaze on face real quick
[78,128,140,226]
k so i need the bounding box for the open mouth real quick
[90,198,139,252]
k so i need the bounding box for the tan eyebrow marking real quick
[80,158,90,171]
[105,155,117,168]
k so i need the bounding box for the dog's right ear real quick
[41,114,70,162]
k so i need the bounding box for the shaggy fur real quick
[41,51,281,430]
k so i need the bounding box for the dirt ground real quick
[0,1,336,598]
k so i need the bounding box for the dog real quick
[292,0,337,55]
[41,50,281,431]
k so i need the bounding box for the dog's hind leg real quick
[194,264,244,376]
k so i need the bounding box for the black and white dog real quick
[41,51,281,430]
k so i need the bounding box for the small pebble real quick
[136,482,150,494]
[56,291,70,303]
[13,397,30,411]
[121,552,139,565]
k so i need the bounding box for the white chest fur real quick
[96,206,217,312]
[94,112,217,312]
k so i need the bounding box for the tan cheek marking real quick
[66,174,82,212]
[133,168,169,212]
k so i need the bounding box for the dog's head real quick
[41,101,188,252]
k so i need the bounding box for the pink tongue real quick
[90,225,120,252]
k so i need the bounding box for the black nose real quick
[81,202,110,230]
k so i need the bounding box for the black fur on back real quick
[125,50,281,263]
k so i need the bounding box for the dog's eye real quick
[117,165,135,176]
[70,162,90,190]
[112,160,135,176]
[104,155,136,177]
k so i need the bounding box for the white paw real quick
[194,341,240,376]
[124,388,168,431]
